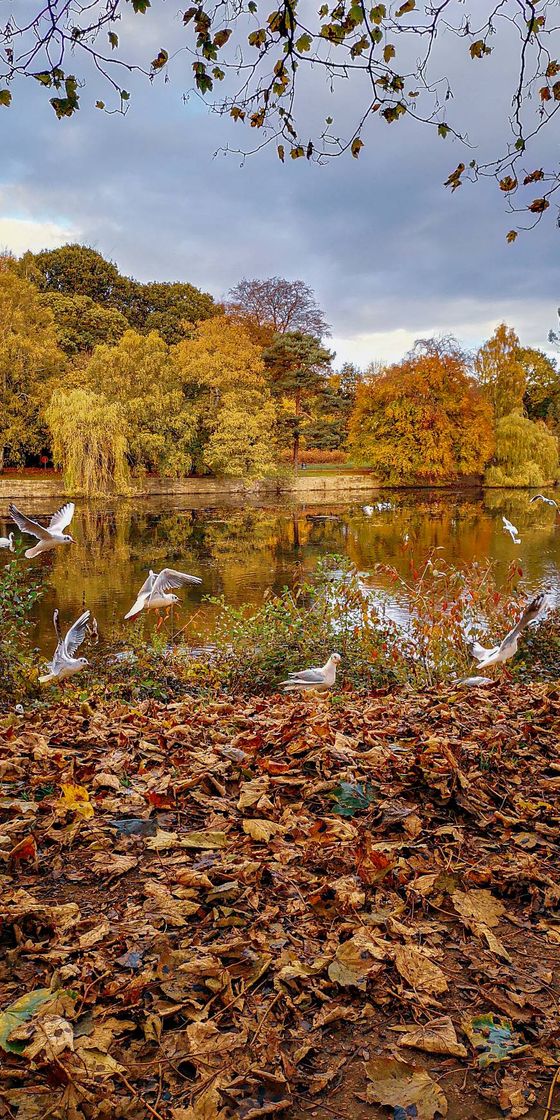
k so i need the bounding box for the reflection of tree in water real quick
[30,491,560,655]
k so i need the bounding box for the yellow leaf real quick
[242,818,283,842]
[393,945,448,994]
[58,783,94,819]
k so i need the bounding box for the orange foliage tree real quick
[348,340,494,484]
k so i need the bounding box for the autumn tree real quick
[475,324,526,421]
[227,278,329,340]
[264,332,333,468]
[485,411,559,487]
[348,340,494,483]
[46,388,130,495]
[1,3,558,231]
[129,281,217,344]
[84,329,198,476]
[173,315,278,477]
[41,292,129,356]
[0,268,62,470]
[520,348,560,426]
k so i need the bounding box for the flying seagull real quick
[125,568,202,622]
[280,652,341,693]
[502,515,521,544]
[39,609,90,685]
[469,590,548,669]
[0,531,15,552]
[9,502,75,559]
[530,494,559,510]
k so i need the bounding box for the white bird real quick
[502,515,521,544]
[457,676,494,688]
[125,568,202,622]
[39,609,90,685]
[469,590,548,669]
[0,531,15,552]
[362,506,374,517]
[279,652,341,693]
[530,494,559,510]
[9,502,75,559]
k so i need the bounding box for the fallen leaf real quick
[364,1056,448,1119]
[58,783,94,820]
[394,945,448,995]
[395,1015,467,1057]
[0,990,53,1054]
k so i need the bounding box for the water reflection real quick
[0,487,558,655]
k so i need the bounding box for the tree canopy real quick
[485,410,559,487]
[1,1,559,233]
[227,278,330,340]
[348,340,494,483]
[475,324,527,421]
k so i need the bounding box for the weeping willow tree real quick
[45,388,131,495]
[485,411,559,488]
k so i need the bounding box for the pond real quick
[1,487,559,657]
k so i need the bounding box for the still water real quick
[1,487,559,656]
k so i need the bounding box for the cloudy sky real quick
[1,1,558,367]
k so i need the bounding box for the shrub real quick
[484,411,559,487]
[0,559,43,703]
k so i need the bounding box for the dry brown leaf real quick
[364,1056,448,1119]
[242,818,283,842]
[393,945,448,995]
[328,931,387,989]
[395,1015,467,1057]
[452,888,505,928]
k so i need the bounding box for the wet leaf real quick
[364,1056,448,1118]
[0,990,53,1054]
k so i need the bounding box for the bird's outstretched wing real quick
[469,640,497,662]
[64,610,90,657]
[49,502,75,532]
[514,590,548,633]
[9,504,50,541]
[137,570,156,597]
[151,568,203,598]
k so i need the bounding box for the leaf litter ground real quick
[1,682,560,1120]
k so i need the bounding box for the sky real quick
[1,1,559,368]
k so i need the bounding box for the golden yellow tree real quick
[348,340,494,483]
[45,388,130,495]
[475,324,526,420]
[173,316,277,477]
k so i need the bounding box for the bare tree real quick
[226,277,330,339]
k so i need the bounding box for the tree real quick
[348,340,494,483]
[21,245,216,342]
[40,292,129,356]
[1,3,557,232]
[549,310,560,350]
[0,267,62,470]
[264,332,333,468]
[173,315,277,477]
[475,324,526,421]
[84,329,198,476]
[520,348,560,426]
[485,411,559,487]
[227,278,329,340]
[46,389,130,495]
[305,363,362,450]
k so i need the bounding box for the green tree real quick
[173,315,277,477]
[475,324,526,421]
[84,329,198,476]
[40,292,129,356]
[305,362,362,450]
[0,267,62,470]
[128,281,217,344]
[520,347,560,426]
[348,339,494,483]
[264,332,333,468]
[46,388,130,495]
[485,411,559,487]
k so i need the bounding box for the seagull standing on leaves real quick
[502,515,521,544]
[0,531,14,552]
[280,652,341,693]
[125,568,202,625]
[39,609,90,685]
[9,502,75,559]
[469,590,548,670]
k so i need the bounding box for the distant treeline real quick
[1,244,559,491]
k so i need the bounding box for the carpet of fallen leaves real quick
[2,682,560,1120]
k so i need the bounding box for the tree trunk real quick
[292,390,301,470]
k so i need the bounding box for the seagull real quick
[279,652,341,693]
[469,590,548,669]
[39,609,90,685]
[125,568,202,623]
[9,502,75,559]
[502,515,521,544]
[0,531,15,552]
[362,506,374,517]
[457,676,494,688]
[530,494,559,510]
